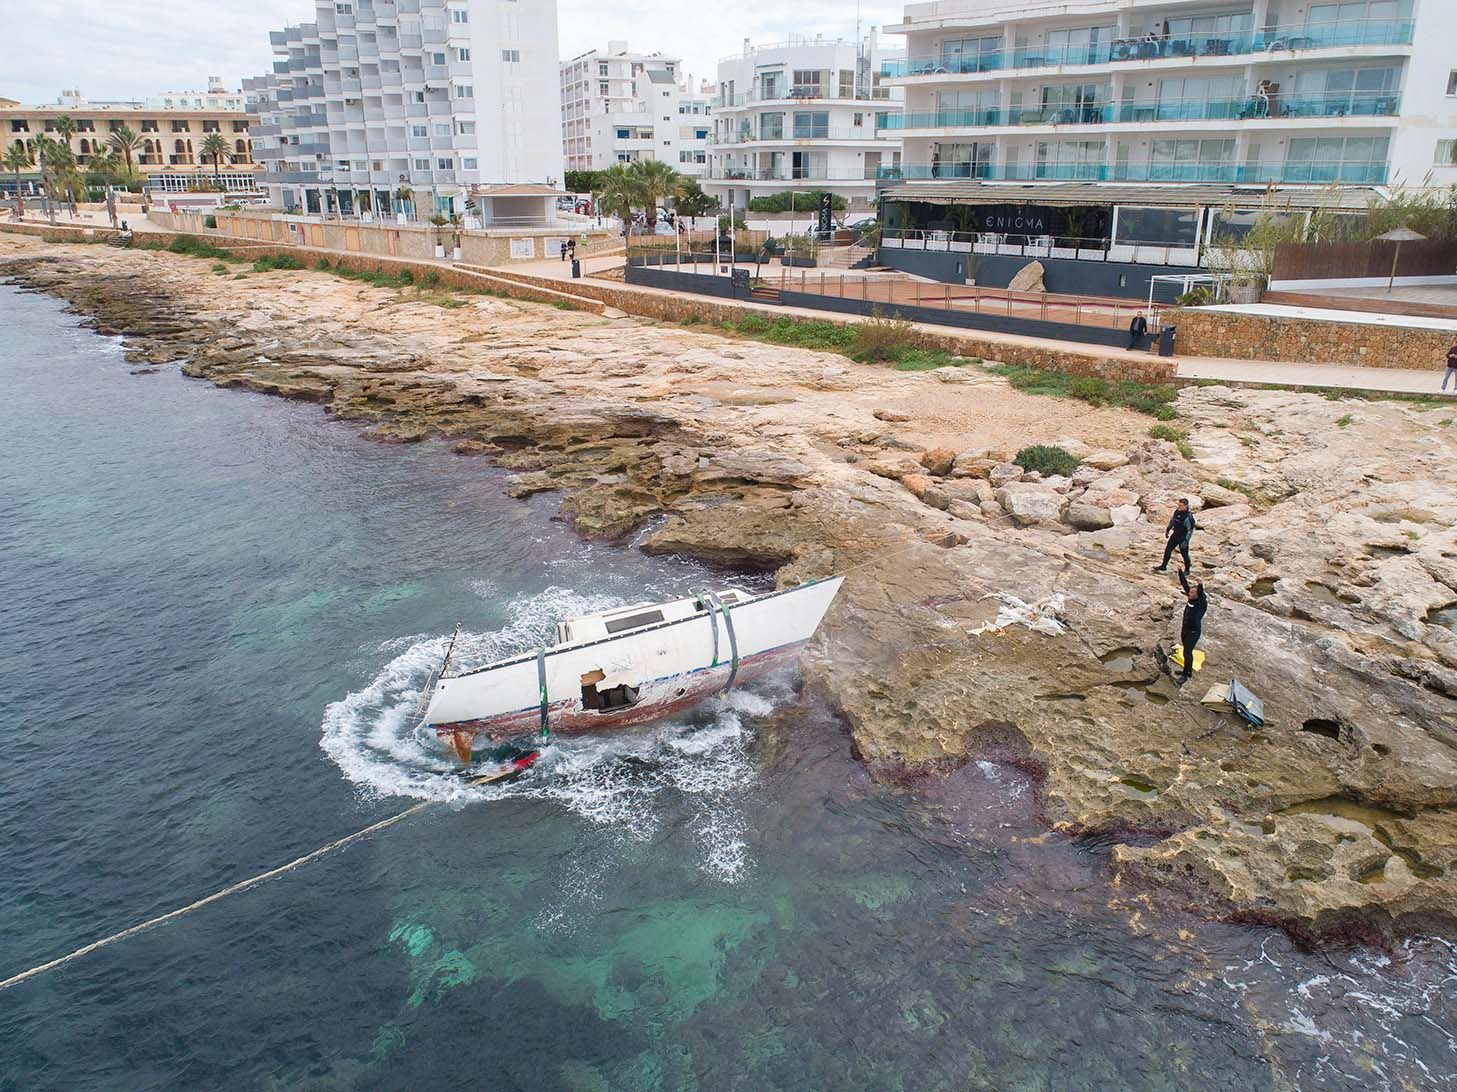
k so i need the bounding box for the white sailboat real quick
[417,577,844,762]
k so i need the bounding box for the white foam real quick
[320,586,777,881]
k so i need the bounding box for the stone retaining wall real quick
[1173,307,1456,371]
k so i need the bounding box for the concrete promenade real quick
[6,216,1453,399]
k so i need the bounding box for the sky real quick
[1,0,905,106]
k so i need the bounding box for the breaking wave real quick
[320,585,778,882]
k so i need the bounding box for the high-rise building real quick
[245,0,564,216]
[879,0,1456,188]
[560,43,713,177]
[704,33,905,213]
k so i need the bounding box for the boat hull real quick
[422,577,842,749]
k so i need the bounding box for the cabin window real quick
[604,609,665,634]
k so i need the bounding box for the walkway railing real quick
[879,161,1390,184]
[881,228,1202,268]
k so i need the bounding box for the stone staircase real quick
[817,243,876,270]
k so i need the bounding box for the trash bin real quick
[571,258,581,279]
[1158,324,1177,357]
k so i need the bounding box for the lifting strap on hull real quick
[700,591,740,694]
[536,647,550,740]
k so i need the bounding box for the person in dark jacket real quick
[1155,498,1196,572]
[1444,342,1457,391]
[1176,568,1208,682]
[1128,312,1148,350]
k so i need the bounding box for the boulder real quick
[1052,437,1092,461]
[1079,486,1141,509]
[920,446,958,477]
[943,478,995,505]
[989,462,1024,488]
[1070,465,1103,487]
[1200,481,1246,508]
[1084,449,1131,471]
[951,457,998,480]
[1109,504,1143,526]
[1067,503,1115,531]
[995,484,1069,527]
[863,459,921,480]
[901,473,934,500]
[947,500,984,521]
[873,408,912,423]
[921,484,953,511]
[1007,260,1046,294]
[933,367,974,383]
[980,500,1004,518]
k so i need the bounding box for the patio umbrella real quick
[1375,226,1426,293]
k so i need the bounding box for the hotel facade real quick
[879,0,1456,187]
[704,35,906,212]
[245,0,564,217]
[1,88,258,194]
[560,44,713,177]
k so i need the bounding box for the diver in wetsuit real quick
[1156,498,1196,572]
[1177,569,1207,682]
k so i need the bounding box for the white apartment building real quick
[560,43,713,177]
[705,34,906,212]
[881,0,1457,188]
[146,78,249,114]
[246,0,564,217]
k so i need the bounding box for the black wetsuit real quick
[1178,570,1208,678]
[1160,508,1196,570]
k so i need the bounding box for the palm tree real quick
[36,136,80,216]
[199,132,233,187]
[594,162,643,234]
[627,158,685,229]
[51,114,77,152]
[108,125,141,181]
[4,142,35,216]
[88,146,120,184]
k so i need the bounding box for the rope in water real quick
[0,530,1015,993]
[0,800,437,992]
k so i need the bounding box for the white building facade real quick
[560,44,713,177]
[705,35,906,212]
[246,0,563,217]
[880,0,1457,188]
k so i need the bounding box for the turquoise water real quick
[1,283,1454,1090]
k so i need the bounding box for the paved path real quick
[1175,356,1454,396]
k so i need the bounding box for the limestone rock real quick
[1067,503,1115,531]
[947,500,984,521]
[1084,449,1130,471]
[873,409,912,423]
[920,446,958,477]
[1200,481,1246,508]
[1007,260,1046,294]
[989,462,1024,488]
[1053,437,1092,461]
[1109,504,1143,526]
[995,484,1068,527]
[901,473,934,500]
[920,484,953,511]
[932,366,974,383]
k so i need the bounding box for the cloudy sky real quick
[2,0,904,105]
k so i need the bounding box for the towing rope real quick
[702,590,741,693]
[536,647,550,740]
[694,590,721,667]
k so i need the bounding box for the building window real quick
[455,84,473,98]
[1448,71,1457,96]
[451,8,468,22]
[431,52,446,65]
[1438,140,1457,166]
[437,157,454,170]
[599,81,609,96]
[413,157,430,170]
[616,128,630,139]
[457,47,470,61]
[456,120,475,134]
[501,49,520,62]
[599,63,608,76]
[336,2,352,12]
[411,124,427,137]
[463,157,477,169]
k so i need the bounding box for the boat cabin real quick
[554,589,752,645]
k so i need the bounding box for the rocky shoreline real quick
[4,233,1456,938]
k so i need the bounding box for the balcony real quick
[883,18,1415,79]
[715,127,889,145]
[881,160,1390,185]
[882,92,1401,130]
[707,167,881,183]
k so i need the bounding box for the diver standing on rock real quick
[1176,569,1208,683]
[1155,498,1196,572]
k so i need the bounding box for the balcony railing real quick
[707,167,882,182]
[717,88,897,109]
[882,18,1415,78]
[881,92,1401,129]
[713,127,888,145]
[881,160,1390,184]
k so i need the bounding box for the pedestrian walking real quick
[1155,498,1196,572]
[1128,312,1148,350]
[1176,569,1207,683]
[1444,341,1457,391]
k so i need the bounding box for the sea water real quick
[1,284,1453,1090]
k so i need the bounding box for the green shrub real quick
[1336,414,1353,427]
[203,214,217,229]
[746,190,849,214]
[1014,445,1081,478]
[421,270,439,289]
[164,234,233,261]
[315,258,332,270]
[397,268,413,285]
[984,363,1180,420]
[894,349,959,371]
[251,254,303,272]
[210,262,228,275]
[851,310,916,363]
[1149,423,1195,459]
